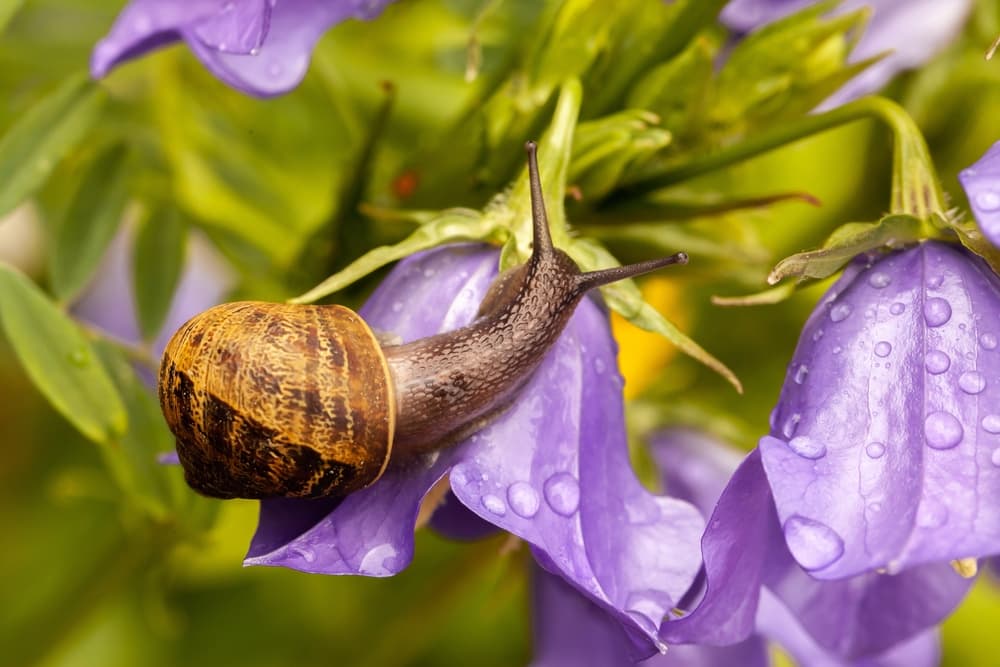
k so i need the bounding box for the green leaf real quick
[49,143,131,301]
[768,214,923,284]
[0,0,24,34]
[0,262,127,444]
[291,209,502,304]
[133,209,187,340]
[566,237,742,393]
[0,73,104,219]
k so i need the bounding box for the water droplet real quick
[359,543,398,576]
[959,371,987,395]
[868,272,891,288]
[781,413,801,439]
[391,301,403,313]
[925,350,951,374]
[866,442,886,459]
[874,341,892,358]
[927,275,944,289]
[782,515,845,570]
[290,545,315,563]
[832,345,843,355]
[992,450,1000,467]
[917,503,948,528]
[890,302,906,315]
[793,364,808,384]
[812,329,824,342]
[249,47,260,56]
[423,267,436,278]
[481,494,506,516]
[983,415,1000,433]
[924,411,964,450]
[69,349,89,366]
[268,62,283,77]
[868,501,882,513]
[923,297,952,327]
[217,42,228,52]
[830,303,852,322]
[543,472,580,516]
[976,190,1000,211]
[982,333,999,350]
[506,482,540,518]
[788,436,826,460]
[594,358,606,374]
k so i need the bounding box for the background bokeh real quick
[2,1,1000,665]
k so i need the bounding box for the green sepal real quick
[0,262,128,445]
[769,214,925,284]
[712,282,799,307]
[0,73,104,219]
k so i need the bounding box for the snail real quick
[158,142,688,500]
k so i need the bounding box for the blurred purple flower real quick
[243,244,705,660]
[652,429,962,665]
[762,241,1000,579]
[91,0,395,97]
[959,140,1000,248]
[721,0,971,107]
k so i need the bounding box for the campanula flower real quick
[721,0,972,106]
[653,429,964,665]
[959,140,1000,248]
[244,244,706,660]
[91,0,395,97]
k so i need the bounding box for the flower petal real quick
[92,0,395,97]
[446,292,704,655]
[244,245,498,574]
[959,140,1000,248]
[764,242,1000,578]
[651,428,746,517]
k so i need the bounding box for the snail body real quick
[158,143,687,499]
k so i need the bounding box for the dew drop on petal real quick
[866,442,886,459]
[983,415,1000,434]
[992,450,1000,467]
[927,275,944,289]
[543,472,580,516]
[788,436,826,460]
[874,341,892,358]
[358,543,398,576]
[507,481,540,518]
[832,345,843,355]
[868,272,891,288]
[924,411,964,449]
[69,349,89,366]
[783,515,845,571]
[391,301,403,313]
[959,371,987,395]
[925,350,951,374]
[812,329,824,342]
[594,358,606,374]
[781,413,801,439]
[917,503,948,528]
[923,297,952,327]
[793,364,808,384]
[976,190,1000,211]
[290,545,315,563]
[982,333,999,350]
[830,303,852,322]
[890,302,906,315]
[481,494,506,516]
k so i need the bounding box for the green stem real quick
[614,96,947,227]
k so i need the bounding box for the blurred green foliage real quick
[2,0,1000,665]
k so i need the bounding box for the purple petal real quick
[721,0,971,106]
[651,428,745,517]
[764,241,1000,578]
[245,245,498,574]
[92,0,395,97]
[532,565,767,667]
[959,140,1000,248]
[446,286,704,655]
[429,490,501,541]
[756,589,942,667]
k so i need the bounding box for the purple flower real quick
[721,0,972,106]
[652,429,964,665]
[762,241,1000,579]
[959,140,1000,248]
[91,0,395,97]
[243,244,705,660]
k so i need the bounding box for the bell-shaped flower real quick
[721,0,972,106]
[652,429,966,665]
[91,0,395,97]
[959,140,1000,248]
[244,244,705,661]
[761,241,1000,579]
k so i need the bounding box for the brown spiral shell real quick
[158,302,395,499]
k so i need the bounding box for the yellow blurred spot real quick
[611,277,691,399]
[952,558,979,578]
